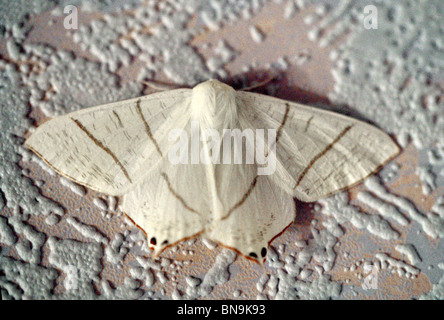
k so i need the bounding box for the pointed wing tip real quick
[24,133,36,150]
[391,142,402,158]
[293,141,402,203]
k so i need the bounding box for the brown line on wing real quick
[275,103,290,144]
[112,110,124,128]
[222,103,290,220]
[71,117,132,183]
[222,175,258,220]
[265,102,290,157]
[135,99,163,157]
[295,124,354,188]
[160,172,201,215]
[304,115,314,132]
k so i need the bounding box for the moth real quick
[26,79,399,263]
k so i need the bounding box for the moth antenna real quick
[141,80,186,91]
[240,75,277,91]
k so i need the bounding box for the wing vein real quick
[161,172,202,215]
[71,117,133,183]
[135,99,164,157]
[295,125,353,189]
[222,175,258,220]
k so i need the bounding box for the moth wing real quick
[237,91,400,202]
[206,120,295,263]
[122,119,265,255]
[25,89,192,195]
[122,158,210,256]
[204,175,295,263]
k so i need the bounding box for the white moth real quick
[26,79,399,263]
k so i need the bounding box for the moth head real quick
[191,79,237,130]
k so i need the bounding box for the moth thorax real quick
[190,79,238,132]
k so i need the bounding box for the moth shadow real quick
[222,69,383,130]
[221,69,331,106]
[293,199,316,227]
[277,199,317,246]
[222,69,283,92]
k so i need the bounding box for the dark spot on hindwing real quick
[261,247,267,258]
[249,252,258,258]
[150,237,157,245]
